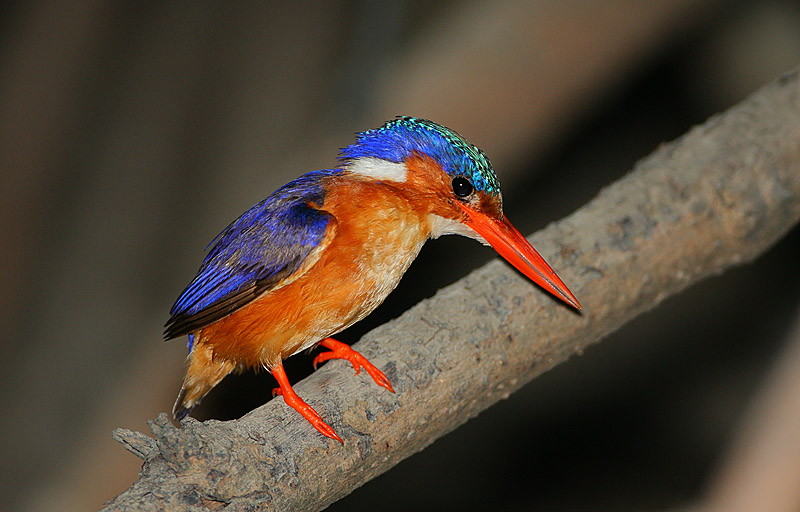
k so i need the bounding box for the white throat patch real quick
[347,157,408,182]
[427,214,488,245]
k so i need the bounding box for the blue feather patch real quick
[164,169,339,339]
[339,116,500,195]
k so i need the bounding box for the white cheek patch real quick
[427,214,489,245]
[347,157,408,182]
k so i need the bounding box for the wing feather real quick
[164,170,338,340]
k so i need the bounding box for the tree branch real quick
[105,69,800,511]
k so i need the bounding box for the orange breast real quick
[195,178,431,369]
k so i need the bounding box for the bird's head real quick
[339,116,581,310]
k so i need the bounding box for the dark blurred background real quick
[2,1,799,511]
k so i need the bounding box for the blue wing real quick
[164,170,339,340]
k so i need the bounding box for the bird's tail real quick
[172,341,236,420]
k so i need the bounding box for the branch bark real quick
[105,69,800,511]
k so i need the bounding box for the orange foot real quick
[271,363,342,444]
[313,337,395,393]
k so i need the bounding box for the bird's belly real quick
[198,218,428,368]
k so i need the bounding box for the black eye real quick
[452,177,474,198]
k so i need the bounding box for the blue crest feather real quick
[339,116,500,194]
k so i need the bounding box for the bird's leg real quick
[270,363,342,444]
[313,337,395,393]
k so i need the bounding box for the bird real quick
[164,116,581,443]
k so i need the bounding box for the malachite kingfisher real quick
[165,116,581,443]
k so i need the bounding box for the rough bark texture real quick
[105,69,800,511]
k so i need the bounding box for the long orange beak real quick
[459,205,582,310]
